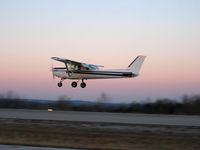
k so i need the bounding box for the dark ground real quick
[0,119,200,150]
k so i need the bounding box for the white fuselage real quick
[52,68,137,80]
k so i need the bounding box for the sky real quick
[0,0,200,102]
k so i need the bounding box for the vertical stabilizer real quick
[127,55,146,75]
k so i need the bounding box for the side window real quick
[67,63,74,71]
[67,63,80,71]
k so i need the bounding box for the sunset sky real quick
[0,0,200,102]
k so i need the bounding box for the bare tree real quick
[57,95,71,110]
[58,95,71,101]
[97,92,111,103]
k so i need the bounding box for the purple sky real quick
[0,0,200,102]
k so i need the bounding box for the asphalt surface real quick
[0,145,77,150]
[0,109,200,126]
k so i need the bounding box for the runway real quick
[0,109,200,126]
[0,145,78,150]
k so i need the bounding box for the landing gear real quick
[70,79,86,88]
[71,81,78,88]
[57,82,62,87]
[80,79,86,88]
[57,79,87,88]
[80,82,86,88]
[57,78,64,87]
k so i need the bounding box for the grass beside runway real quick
[0,119,200,150]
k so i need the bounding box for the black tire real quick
[57,82,62,87]
[71,82,77,88]
[80,82,86,88]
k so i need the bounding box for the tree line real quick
[0,91,200,115]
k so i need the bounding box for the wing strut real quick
[64,62,71,77]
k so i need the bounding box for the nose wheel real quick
[57,78,65,87]
[57,82,63,87]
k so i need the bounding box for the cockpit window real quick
[67,63,80,71]
[67,63,99,71]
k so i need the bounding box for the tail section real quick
[127,55,146,75]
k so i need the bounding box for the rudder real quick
[127,55,146,75]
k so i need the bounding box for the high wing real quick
[51,57,104,71]
[51,57,82,65]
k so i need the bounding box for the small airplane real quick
[51,55,146,88]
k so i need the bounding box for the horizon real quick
[1,91,200,104]
[1,0,200,103]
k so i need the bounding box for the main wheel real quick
[80,82,86,88]
[71,82,77,88]
[57,82,62,87]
